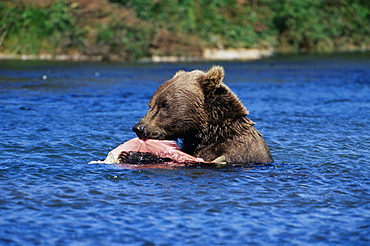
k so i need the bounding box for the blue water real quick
[1,53,369,245]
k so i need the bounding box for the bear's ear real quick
[200,65,225,91]
[173,70,186,78]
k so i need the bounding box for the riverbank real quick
[0,48,273,62]
[2,48,369,63]
[1,0,369,62]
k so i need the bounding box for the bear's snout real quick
[133,122,167,140]
[132,123,146,139]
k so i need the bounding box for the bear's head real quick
[132,65,249,143]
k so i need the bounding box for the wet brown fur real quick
[133,66,273,164]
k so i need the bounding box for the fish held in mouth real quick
[89,137,204,165]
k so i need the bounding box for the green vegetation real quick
[114,0,277,52]
[0,1,84,55]
[272,0,370,52]
[0,0,369,61]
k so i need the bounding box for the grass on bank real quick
[0,0,369,61]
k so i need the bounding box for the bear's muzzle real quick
[132,122,166,140]
[132,123,146,139]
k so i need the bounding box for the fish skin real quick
[89,137,204,164]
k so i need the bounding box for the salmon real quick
[89,137,204,164]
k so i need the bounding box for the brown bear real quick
[132,65,273,164]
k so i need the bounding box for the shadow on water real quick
[112,160,284,171]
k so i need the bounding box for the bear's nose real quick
[132,123,146,138]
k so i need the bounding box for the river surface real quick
[1,53,369,245]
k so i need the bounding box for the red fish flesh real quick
[89,137,204,164]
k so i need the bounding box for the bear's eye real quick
[159,100,169,109]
